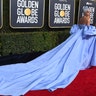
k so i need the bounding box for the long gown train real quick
[0,24,96,96]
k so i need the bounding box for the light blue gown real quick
[0,24,96,96]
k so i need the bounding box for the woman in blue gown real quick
[0,8,96,96]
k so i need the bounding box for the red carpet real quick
[24,67,96,96]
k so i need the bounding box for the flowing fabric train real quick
[0,24,96,96]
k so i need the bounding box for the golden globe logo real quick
[54,3,71,24]
[49,0,75,28]
[16,0,39,24]
[24,8,31,16]
[60,10,65,17]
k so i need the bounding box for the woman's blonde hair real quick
[83,7,90,13]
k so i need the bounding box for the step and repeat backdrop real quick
[78,0,96,25]
[10,0,45,28]
[0,0,96,29]
[49,0,75,28]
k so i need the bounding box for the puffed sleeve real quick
[83,25,96,36]
[70,24,80,34]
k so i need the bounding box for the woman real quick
[79,8,90,26]
[0,8,96,96]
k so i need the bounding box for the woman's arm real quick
[79,16,90,25]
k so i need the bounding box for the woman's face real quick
[84,11,90,17]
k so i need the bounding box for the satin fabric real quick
[0,24,96,96]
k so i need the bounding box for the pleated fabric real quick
[0,24,96,96]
